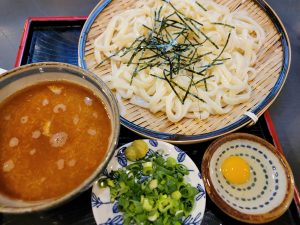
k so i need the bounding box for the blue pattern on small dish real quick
[198,172,202,179]
[91,192,110,208]
[174,146,186,162]
[99,215,123,225]
[116,147,127,167]
[182,212,203,225]
[145,148,155,159]
[177,152,186,162]
[91,192,103,208]
[202,133,295,223]
[91,139,206,225]
[196,184,206,201]
[210,140,286,213]
[149,139,158,147]
[112,202,119,213]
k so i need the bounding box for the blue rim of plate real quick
[78,0,291,143]
[91,139,206,225]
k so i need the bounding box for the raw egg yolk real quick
[221,156,250,185]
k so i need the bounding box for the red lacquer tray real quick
[1,16,298,225]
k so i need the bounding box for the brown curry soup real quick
[0,81,111,201]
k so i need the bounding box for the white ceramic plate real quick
[91,139,206,225]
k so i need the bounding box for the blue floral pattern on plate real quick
[174,146,186,162]
[91,192,102,208]
[149,139,158,147]
[116,147,127,167]
[91,139,206,225]
[196,184,206,201]
[99,215,123,225]
[91,192,110,208]
[183,212,203,225]
[112,202,119,213]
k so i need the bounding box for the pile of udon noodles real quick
[94,0,265,123]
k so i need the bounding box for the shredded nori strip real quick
[96,0,233,104]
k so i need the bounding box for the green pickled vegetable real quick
[100,151,198,225]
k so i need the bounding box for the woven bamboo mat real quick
[82,0,286,137]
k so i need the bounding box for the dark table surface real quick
[0,0,299,223]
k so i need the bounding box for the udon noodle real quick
[94,0,265,122]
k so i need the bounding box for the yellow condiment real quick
[221,156,250,185]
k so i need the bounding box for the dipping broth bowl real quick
[0,62,120,213]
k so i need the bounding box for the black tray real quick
[1,18,299,225]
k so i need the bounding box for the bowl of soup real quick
[0,62,120,213]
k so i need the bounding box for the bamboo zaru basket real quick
[78,0,290,144]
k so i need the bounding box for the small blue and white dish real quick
[201,133,294,224]
[91,139,206,225]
